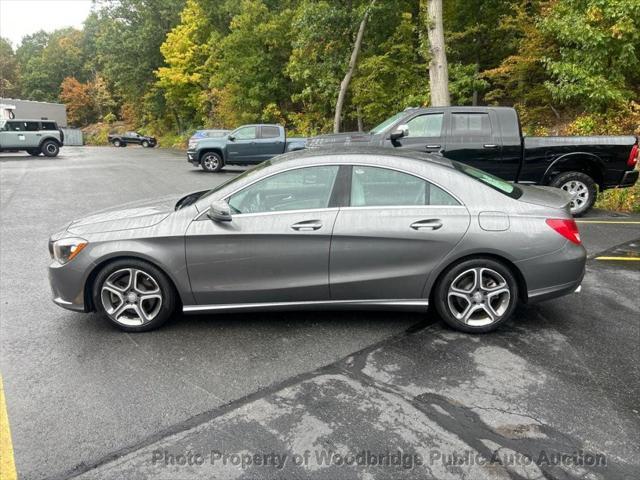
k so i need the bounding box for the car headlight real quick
[50,237,88,264]
[188,140,198,150]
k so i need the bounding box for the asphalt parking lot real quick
[1,146,638,480]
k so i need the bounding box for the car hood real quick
[306,132,374,147]
[67,195,178,235]
[517,184,572,211]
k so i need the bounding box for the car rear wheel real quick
[141,140,150,148]
[112,139,121,147]
[434,258,518,333]
[93,259,176,332]
[550,171,597,217]
[26,148,41,156]
[41,140,60,157]
[201,152,223,172]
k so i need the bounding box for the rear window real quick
[453,161,522,199]
[41,121,57,130]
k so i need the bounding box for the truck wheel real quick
[41,140,60,157]
[26,148,41,156]
[550,171,597,217]
[141,140,150,148]
[201,152,223,172]
[112,139,121,147]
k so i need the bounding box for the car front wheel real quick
[434,258,518,333]
[141,140,150,148]
[201,152,223,172]
[112,139,121,147]
[93,259,177,332]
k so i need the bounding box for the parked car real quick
[0,119,64,157]
[307,107,639,215]
[187,124,306,172]
[49,147,585,333]
[108,131,157,148]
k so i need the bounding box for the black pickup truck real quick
[307,107,639,215]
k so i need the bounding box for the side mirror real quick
[207,200,232,222]
[228,135,236,141]
[390,124,408,141]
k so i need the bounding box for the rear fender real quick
[542,153,605,186]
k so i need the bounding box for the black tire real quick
[92,259,177,332]
[549,171,597,217]
[141,140,150,148]
[434,258,519,333]
[26,148,41,156]
[41,140,60,157]
[201,152,224,172]
[112,139,121,147]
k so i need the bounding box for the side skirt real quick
[183,299,429,314]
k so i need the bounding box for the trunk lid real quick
[517,184,572,211]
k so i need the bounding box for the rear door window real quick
[451,113,492,142]
[25,122,40,131]
[350,166,459,207]
[261,126,280,139]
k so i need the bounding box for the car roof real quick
[4,118,57,122]
[273,145,455,168]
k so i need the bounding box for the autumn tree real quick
[60,77,95,125]
[0,37,20,97]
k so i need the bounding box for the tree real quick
[60,77,96,125]
[422,0,450,106]
[0,37,20,97]
[333,0,376,133]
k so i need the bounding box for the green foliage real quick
[0,37,20,97]
[540,0,640,110]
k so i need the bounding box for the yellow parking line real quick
[0,375,17,480]
[595,256,640,261]
[576,220,640,224]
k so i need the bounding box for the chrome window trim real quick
[194,161,464,221]
[184,299,429,313]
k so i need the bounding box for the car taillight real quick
[628,144,639,168]
[546,218,581,245]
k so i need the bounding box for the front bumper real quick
[187,150,199,165]
[48,259,90,312]
[619,170,639,188]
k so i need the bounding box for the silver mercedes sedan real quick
[48,147,586,333]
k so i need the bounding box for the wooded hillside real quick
[1,0,638,139]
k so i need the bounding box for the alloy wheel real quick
[101,268,163,326]
[447,267,511,326]
[561,180,589,212]
[203,154,219,170]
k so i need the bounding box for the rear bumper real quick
[516,241,587,304]
[619,170,639,188]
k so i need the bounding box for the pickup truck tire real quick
[112,139,122,147]
[26,148,41,156]
[141,140,150,148]
[433,257,519,334]
[201,152,223,172]
[550,171,597,217]
[41,140,60,157]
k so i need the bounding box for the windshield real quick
[453,161,522,199]
[369,112,406,135]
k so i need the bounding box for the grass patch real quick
[596,179,640,213]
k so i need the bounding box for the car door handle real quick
[483,144,499,149]
[425,144,441,149]
[410,219,443,230]
[291,220,322,231]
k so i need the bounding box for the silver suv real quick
[0,119,64,157]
